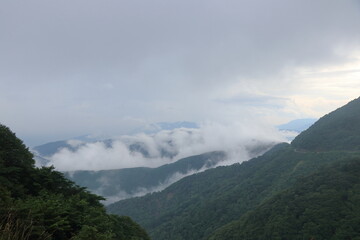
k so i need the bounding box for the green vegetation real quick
[108,97,360,240]
[0,124,150,240]
[65,151,226,197]
[292,96,360,151]
[108,144,360,240]
[210,159,360,240]
[4,97,360,239]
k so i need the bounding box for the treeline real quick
[0,124,150,240]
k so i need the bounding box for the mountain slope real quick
[292,97,360,151]
[107,97,360,240]
[107,145,360,239]
[65,151,226,202]
[209,158,360,240]
[0,124,150,240]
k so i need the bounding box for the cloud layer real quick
[47,121,285,171]
[1,0,360,145]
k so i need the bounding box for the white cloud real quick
[47,121,285,171]
[100,169,204,205]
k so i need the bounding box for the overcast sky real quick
[1,0,360,146]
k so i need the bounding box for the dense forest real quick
[108,97,360,240]
[210,159,360,239]
[0,124,150,240]
[108,145,360,240]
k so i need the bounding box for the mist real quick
[46,120,286,171]
[100,169,204,205]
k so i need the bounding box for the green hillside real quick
[107,97,360,240]
[108,145,360,239]
[292,96,360,151]
[210,159,360,240]
[65,151,226,199]
[0,124,150,240]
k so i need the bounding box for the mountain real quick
[64,151,227,203]
[32,121,198,159]
[209,159,360,240]
[107,97,360,240]
[62,142,275,203]
[278,118,317,132]
[130,121,198,134]
[292,97,360,151]
[31,138,177,167]
[108,145,360,240]
[0,124,150,240]
[32,124,277,204]
[33,140,79,157]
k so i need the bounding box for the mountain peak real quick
[291,97,360,151]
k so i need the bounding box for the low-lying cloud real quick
[100,169,204,205]
[46,121,286,171]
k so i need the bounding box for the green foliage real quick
[0,125,35,198]
[108,144,360,240]
[0,124,150,240]
[292,97,360,151]
[210,159,360,240]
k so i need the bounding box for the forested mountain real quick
[292,96,360,151]
[209,159,360,239]
[65,151,226,202]
[0,124,150,240]
[107,97,360,240]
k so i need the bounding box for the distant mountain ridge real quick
[33,140,80,157]
[32,119,296,167]
[64,151,227,203]
[133,121,198,134]
[107,97,360,240]
[278,118,317,132]
[32,121,278,203]
[32,121,198,156]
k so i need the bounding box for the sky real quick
[1,0,360,147]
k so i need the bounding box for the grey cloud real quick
[216,94,290,109]
[1,0,360,144]
[1,0,359,83]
